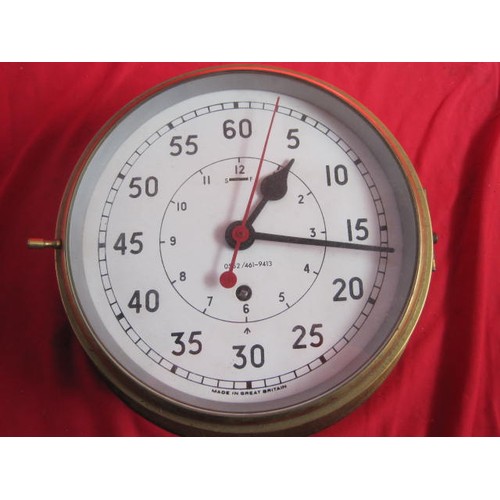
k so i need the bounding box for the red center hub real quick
[231,224,250,243]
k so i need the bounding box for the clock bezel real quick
[53,65,433,436]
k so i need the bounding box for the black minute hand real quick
[253,231,395,253]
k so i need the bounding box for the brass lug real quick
[27,238,62,249]
[432,232,438,271]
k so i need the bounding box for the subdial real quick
[159,157,327,323]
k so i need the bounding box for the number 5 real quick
[286,129,300,149]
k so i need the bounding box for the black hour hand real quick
[260,158,295,200]
[247,159,295,225]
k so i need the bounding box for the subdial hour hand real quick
[247,158,295,226]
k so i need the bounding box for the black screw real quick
[236,284,252,302]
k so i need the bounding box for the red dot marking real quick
[220,270,237,289]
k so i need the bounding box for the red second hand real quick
[219,96,281,289]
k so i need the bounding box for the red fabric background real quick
[1,62,499,437]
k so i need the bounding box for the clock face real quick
[60,67,432,434]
